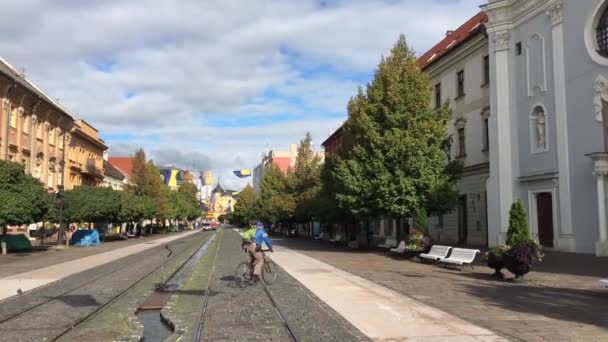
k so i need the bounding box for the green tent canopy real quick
[2,234,32,252]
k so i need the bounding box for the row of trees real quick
[229,132,323,228]
[231,34,462,236]
[0,148,200,250]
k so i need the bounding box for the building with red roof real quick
[108,157,134,177]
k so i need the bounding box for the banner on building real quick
[203,170,214,185]
[233,169,252,178]
[163,169,179,187]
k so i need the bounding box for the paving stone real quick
[274,237,608,342]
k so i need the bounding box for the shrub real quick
[415,207,429,236]
[506,200,530,246]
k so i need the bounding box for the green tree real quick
[63,186,121,223]
[256,164,294,225]
[414,207,429,236]
[0,161,48,237]
[232,184,256,226]
[143,161,168,223]
[332,34,457,220]
[292,132,323,223]
[506,199,530,246]
[129,148,148,196]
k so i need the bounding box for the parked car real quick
[201,222,212,231]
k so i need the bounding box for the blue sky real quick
[0,0,480,190]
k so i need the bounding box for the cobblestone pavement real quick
[0,232,186,278]
[274,238,608,342]
[0,231,212,342]
[197,228,370,342]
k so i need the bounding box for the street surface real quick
[1,227,606,341]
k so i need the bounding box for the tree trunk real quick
[1,225,7,255]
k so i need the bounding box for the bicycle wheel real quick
[235,262,253,288]
[262,260,278,285]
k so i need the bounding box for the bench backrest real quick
[396,240,406,249]
[428,245,451,257]
[447,248,479,262]
[385,237,397,245]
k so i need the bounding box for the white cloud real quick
[0,0,480,191]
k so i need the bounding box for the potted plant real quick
[504,240,543,282]
[501,200,543,282]
[484,245,508,279]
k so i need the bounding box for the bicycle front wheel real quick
[262,260,278,285]
[235,261,253,288]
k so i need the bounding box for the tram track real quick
[0,232,214,342]
[51,232,216,342]
[193,227,299,342]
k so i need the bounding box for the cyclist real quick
[248,221,273,282]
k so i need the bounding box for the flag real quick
[233,169,252,178]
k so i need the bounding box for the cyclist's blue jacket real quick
[255,228,273,249]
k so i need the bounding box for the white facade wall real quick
[425,33,491,246]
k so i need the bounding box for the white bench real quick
[389,241,406,254]
[437,248,480,269]
[377,237,397,249]
[314,232,325,240]
[329,234,343,243]
[600,279,608,288]
[420,245,452,262]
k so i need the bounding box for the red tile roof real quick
[321,122,347,148]
[418,11,487,70]
[108,157,134,177]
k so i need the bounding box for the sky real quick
[0,0,481,191]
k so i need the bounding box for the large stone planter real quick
[504,254,530,282]
[486,254,504,279]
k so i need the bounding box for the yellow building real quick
[65,120,107,190]
[0,58,75,192]
[208,183,238,220]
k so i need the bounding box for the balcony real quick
[82,159,104,178]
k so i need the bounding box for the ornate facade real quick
[482,0,608,254]
[66,120,107,189]
[0,58,75,191]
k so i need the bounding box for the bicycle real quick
[234,249,278,287]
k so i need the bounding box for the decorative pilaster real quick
[2,98,10,159]
[548,0,574,251]
[587,152,608,256]
[16,107,25,153]
[546,2,563,26]
[491,32,511,51]
[42,120,51,188]
[30,114,37,175]
[487,30,515,245]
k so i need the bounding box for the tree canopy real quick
[331,34,459,219]
[0,161,48,234]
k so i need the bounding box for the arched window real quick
[598,5,608,57]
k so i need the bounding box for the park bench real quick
[437,248,480,269]
[377,237,397,249]
[314,232,325,240]
[419,245,452,262]
[389,241,406,254]
[600,279,608,288]
[329,234,343,243]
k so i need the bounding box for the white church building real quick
[482,0,608,255]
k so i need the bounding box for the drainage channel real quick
[137,234,217,342]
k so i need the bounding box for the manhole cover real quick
[139,285,177,310]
